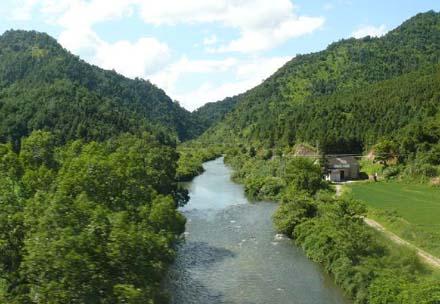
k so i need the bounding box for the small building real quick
[325,156,359,182]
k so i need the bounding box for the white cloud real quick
[58,26,101,54]
[352,24,387,39]
[94,38,170,78]
[151,56,290,110]
[11,0,40,20]
[174,81,253,111]
[137,0,226,25]
[14,0,133,24]
[13,0,171,80]
[203,34,218,46]
[235,56,290,80]
[57,25,171,80]
[136,0,324,53]
[150,56,239,96]
[16,1,324,54]
[9,0,308,109]
[214,15,324,53]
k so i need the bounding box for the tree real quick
[374,139,397,166]
[284,157,325,194]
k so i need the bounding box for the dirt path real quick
[335,184,440,269]
[363,217,440,269]
[334,184,342,197]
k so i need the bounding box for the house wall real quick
[349,165,360,179]
[330,170,341,182]
[327,167,359,182]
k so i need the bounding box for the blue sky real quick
[1,0,439,110]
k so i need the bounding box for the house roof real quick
[326,156,359,169]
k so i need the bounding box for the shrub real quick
[382,165,401,179]
[284,157,326,194]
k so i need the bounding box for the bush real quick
[274,193,436,303]
[273,194,316,237]
[284,157,326,194]
[404,163,438,179]
[359,159,383,177]
[259,177,285,200]
[244,176,265,200]
[382,165,401,179]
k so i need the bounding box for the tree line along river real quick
[164,157,350,304]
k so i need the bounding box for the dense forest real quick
[0,30,198,303]
[191,96,239,132]
[201,11,440,153]
[0,30,204,145]
[0,131,188,303]
[1,9,440,304]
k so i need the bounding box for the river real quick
[165,157,349,304]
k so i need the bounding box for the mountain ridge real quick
[0,29,203,143]
[199,10,440,151]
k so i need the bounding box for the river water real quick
[165,157,349,304]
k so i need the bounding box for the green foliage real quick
[373,139,398,165]
[381,165,402,180]
[284,157,326,194]
[368,270,440,304]
[0,30,204,144]
[273,194,316,237]
[0,131,186,303]
[358,159,383,177]
[197,12,440,185]
[275,192,439,303]
[175,144,222,181]
[249,147,256,157]
[201,12,440,155]
[223,147,325,201]
[222,143,439,303]
[192,96,239,131]
[19,130,56,169]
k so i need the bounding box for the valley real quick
[1,8,440,304]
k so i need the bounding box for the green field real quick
[348,181,440,257]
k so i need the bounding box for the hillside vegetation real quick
[192,96,239,131]
[2,9,440,304]
[197,11,440,304]
[0,131,187,303]
[0,30,203,145]
[202,11,440,153]
[0,30,197,303]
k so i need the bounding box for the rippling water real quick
[165,157,349,304]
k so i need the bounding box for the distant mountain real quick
[192,96,239,131]
[201,11,440,152]
[0,30,203,144]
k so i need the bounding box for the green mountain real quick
[201,11,440,152]
[192,96,239,132]
[0,30,202,144]
[0,31,197,303]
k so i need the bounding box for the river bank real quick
[165,157,349,304]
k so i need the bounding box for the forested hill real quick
[201,11,440,151]
[0,30,203,144]
[192,96,239,131]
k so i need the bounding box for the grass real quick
[347,181,440,257]
[372,228,440,280]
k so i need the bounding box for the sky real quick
[1,1,440,111]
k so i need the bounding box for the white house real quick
[325,156,359,182]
